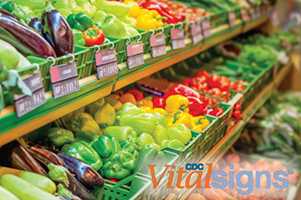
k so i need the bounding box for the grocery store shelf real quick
[0,16,268,147]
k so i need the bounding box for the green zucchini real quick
[0,174,59,200]
[0,186,20,200]
[19,171,57,194]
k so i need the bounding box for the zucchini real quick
[19,171,57,194]
[0,174,59,200]
[0,186,20,200]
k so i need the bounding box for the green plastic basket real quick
[23,45,93,91]
[163,131,203,165]
[95,175,151,200]
[137,151,178,180]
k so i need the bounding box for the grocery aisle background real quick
[0,0,301,200]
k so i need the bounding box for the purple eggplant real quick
[29,17,43,35]
[41,9,73,56]
[0,12,56,57]
[58,153,104,188]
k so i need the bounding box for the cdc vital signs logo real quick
[149,162,291,196]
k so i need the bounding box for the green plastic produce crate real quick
[94,175,151,200]
[137,151,178,180]
[163,131,203,165]
[193,121,229,160]
[207,103,232,129]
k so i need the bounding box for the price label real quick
[0,85,3,110]
[95,49,118,79]
[152,45,166,58]
[241,9,250,21]
[229,12,236,27]
[150,33,166,47]
[150,33,166,58]
[50,62,79,98]
[192,33,203,44]
[202,19,211,38]
[171,29,185,50]
[127,54,144,69]
[14,73,46,117]
[52,78,79,98]
[252,7,261,19]
[96,62,118,79]
[127,43,144,69]
[190,21,202,36]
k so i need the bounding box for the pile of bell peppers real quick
[138,0,185,24]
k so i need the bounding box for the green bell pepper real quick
[62,141,103,171]
[91,135,120,159]
[102,160,131,180]
[67,13,94,31]
[117,103,143,117]
[167,124,192,145]
[104,126,137,141]
[119,112,167,135]
[72,29,85,46]
[0,1,14,13]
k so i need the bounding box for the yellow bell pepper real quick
[192,116,210,132]
[140,106,153,113]
[153,108,168,116]
[173,111,193,128]
[165,95,189,113]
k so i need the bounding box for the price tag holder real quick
[171,29,185,50]
[14,73,46,117]
[127,43,144,69]
[150,33,166,58]
[228,12,236,27]
[241,9,250,21]
[0,85,3,111]
[50,62,80,98]
[190,21,203,44]
[252,7,261,19]
[95,49,118,79]
[202,19,211,38]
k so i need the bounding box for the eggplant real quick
[27,146,95,200]
[29,146,65,166]
[58,153,104,188]
[11,145,47,175]
[0,9,17,20]
[41,9,73,56]
[29,17,43,35]
[0,12,56,58]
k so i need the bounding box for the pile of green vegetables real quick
[234,92,301,170]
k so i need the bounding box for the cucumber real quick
[20,171,57,194]
[0,186,20,200]
[0,174,59,200]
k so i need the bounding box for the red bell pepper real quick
[139,0,184,24]
[83,26,105,47]
[189,102,208,116]
[127,89,144,101]
[152,96,165,108]
[208,107,224,116]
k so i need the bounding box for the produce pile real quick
[234,92,301,169]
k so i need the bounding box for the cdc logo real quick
[185,163,205,171]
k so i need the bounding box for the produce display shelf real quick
[164,63,291,200]
[0,16,268,147]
